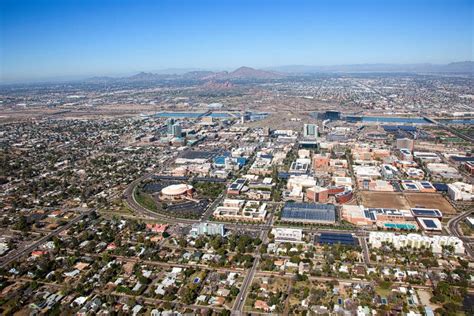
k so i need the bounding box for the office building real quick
[166,118,175,135]
[190,223,225,237]
[171,123,182,137]
[271,228,303,243]
[447,182,473,201]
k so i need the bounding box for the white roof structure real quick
[161,184,193,196]
[368,232,465,254]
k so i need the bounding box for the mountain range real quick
[86,66,282,83]
[86,62,473,83]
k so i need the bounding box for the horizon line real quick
[1,60,473,85]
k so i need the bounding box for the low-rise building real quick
[280,202,336,224]
[447,182,473,201]
[213,199,267,222]
[190,223,225,237]
[368,232,464,254]
[271,228,303,243]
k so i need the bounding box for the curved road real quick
[447,210,474,258]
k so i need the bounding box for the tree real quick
[14,215,28,232]
[229,286,240,297]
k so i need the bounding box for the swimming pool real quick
[384,223,417,230]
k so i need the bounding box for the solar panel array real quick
[364,210,376,221]
[450,156,474,162]
[319,233,355,245]
[229,178,246,191]
[433,183,448,192]
[420,181,434,189]
[421,219,438,229]
[411,208,442,218]
[281,203,336,222]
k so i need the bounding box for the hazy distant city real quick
[1,0,473,315]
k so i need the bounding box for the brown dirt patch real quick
[359,192,411,210]
[359,191,457,214]
[404,193,456,214]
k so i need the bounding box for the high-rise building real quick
[303,124,318,139]
[171,123,182,137]
[166,118,175,135]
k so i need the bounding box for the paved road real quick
[123,173,200,225]
[232,213,274,314]
[359,236,371,265]
[200,191,226,222]
[447,210,474,258]
[0,209,95,269]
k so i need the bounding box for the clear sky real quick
[1,0,473,82]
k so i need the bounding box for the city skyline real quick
[1,0,473,82]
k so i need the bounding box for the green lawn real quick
[375,286,391,297]
[134,189,158,211]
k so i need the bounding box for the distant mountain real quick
[85,66,285,83]
[181,71,216,80]
[228,66,284,79]
[204,66,284,80]
[266,61,474,74]
[152,68,204,75]
[84,62,473,84]
[128,72,162,81]
[201,80,234,90]
[439,61,474,73]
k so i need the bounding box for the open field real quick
[404,192,456,214]
[359,192,456,214]
[359,192,411,210]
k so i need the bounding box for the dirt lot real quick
[404,192,456,214]
[359,192,411,210]
[359,191,456,214]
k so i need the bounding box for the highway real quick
[0,209,95,269]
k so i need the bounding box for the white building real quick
[287,174,317,191]
[413,152,441,163]
[271,228,303,243]
[289,158,311,174]
[447,182,473,201]
[368,232,465,255]
[426,163,460,179]
[190,223,225,237]
[213,199,267,222]
[353,165,381,179]
[332,176,353,188]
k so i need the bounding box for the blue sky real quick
[1,0,472,82]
